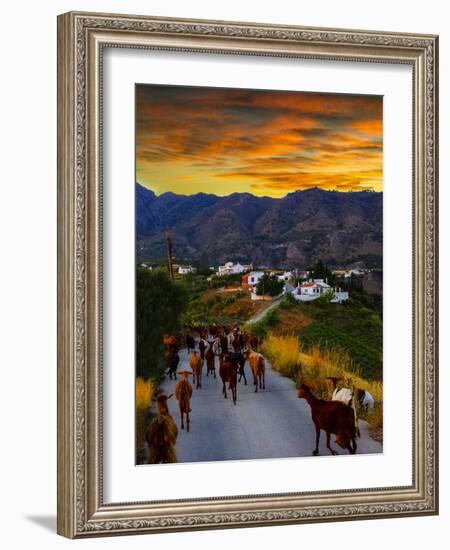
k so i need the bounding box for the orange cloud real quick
[136,85,383,196]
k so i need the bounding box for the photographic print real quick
[58,14,438,536]
[135,84,383,465]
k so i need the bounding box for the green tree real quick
[309,259,337,286]
[255,274,284,297]
[136,267,188,379]
[317,288,336,304]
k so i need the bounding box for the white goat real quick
[354,388,375,413]
[326,377,360,437]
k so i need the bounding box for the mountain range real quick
[136,183,382,268]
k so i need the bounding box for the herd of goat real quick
[145,325,375,464]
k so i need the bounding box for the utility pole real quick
[166,234,174,281]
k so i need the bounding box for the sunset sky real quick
[136,85,382,198]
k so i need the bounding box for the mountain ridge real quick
[136,183,383,268]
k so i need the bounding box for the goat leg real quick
[241,368,247,385]
[313,425,320,456]
[326,431,338,455]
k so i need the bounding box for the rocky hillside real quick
[136,183,382,268]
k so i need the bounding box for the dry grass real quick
[272,309,313,335]
[262,334,383,438]
[136,377,154,457]
[261,334,304,378]
[223,296,266,319]
[366,403,383,442]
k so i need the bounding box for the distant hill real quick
[136,183,382,268]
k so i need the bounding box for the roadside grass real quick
[265,299,382,380]
[262,334,383,440]
[135,377,155,462]
[260,334,303,378]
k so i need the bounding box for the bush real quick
[245,307,280,339]
[136,267,188,379]
[280,292,297,308]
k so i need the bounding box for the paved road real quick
[158,342,382,463]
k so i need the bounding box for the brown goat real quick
[244,332,259,351]
[245,350,265,392]
[297,384,357,456]
[205,344,216,378]
[198,339,206,360]
[189,350,204,389]
[163,334,182,351]
[175,371,193,431]
[145,393,178,463]
[219,354,239,405]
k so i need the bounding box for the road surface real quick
[157,342,382,463]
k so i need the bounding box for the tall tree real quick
[255,274,284,297]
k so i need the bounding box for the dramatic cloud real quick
[136,85,382,197]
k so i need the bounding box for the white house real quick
[344,268,366,278]
[298,279,331,297]
[178,265,196,275]
[278,270,296,282]
[217,261,252,276]
[293,278,349,303]
[242,271,265,292]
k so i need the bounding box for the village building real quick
[242,271,265,292]
[217,261,252,276]
[331,269,347,278]
[293,278,349,303]
[177,265,196,275]
[344,268,367,278]
[332,268,370,278]
[277,270,296,282]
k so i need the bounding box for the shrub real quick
[245,307,280,339]
[280,292,297,308]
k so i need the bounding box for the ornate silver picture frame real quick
[57,11,438,538]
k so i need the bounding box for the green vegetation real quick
[209,272,243,288]
[135,267,188,461]
[255,273,285,297]
[136,267,188,380]
[179,273,269,326]
[271,298,382,380]
[245,307,280,339]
